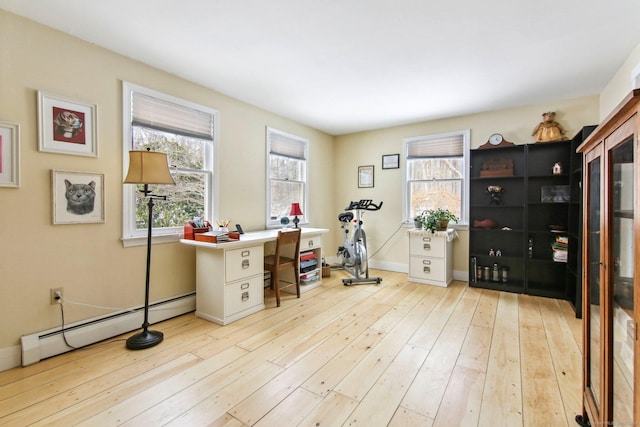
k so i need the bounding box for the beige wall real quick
[599,42,640,119]
[333,96,600,275]
[0,10,335,357]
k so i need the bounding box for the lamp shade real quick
[124,150,175,185]
[290,203,303,216]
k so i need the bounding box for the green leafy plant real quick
[421,208,459,233]
[414,210,427,228]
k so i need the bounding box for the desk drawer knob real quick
[422,259,431,265]
[242,259,250,269]
[308,240,314,247]
[241,250,250,257]
[423,266,431,273]
[423,243,431,250]
[241,291,249,302]
[241,282,250,290]
[422,237,431,242]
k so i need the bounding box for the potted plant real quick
[422,208,459,233]
[414,211,427,229]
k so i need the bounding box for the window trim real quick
[265,126,309,229]
[402,129,470,225]
[121,81,219,247]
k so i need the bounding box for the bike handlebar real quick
[345,199,383,211]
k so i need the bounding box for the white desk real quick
[181,227,328,325]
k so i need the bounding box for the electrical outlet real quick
[50,287,64,305]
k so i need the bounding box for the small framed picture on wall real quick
[52,170,105,224]
[382,153,400,169]
[38,91,98,157]
[0,121,20,187]
[358,165,374,188]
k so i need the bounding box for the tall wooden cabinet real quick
[567,125,596,318]
[577,89,640,426]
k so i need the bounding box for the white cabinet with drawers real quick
[195,243,265,325]
[408,229,454,287]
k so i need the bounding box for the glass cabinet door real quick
[586,154,602,412]
[611,138,634,424]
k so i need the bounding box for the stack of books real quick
[300,251,319,283]
[552,235,568,263]
[300,251,318,273]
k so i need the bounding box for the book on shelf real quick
[551,235,568,263]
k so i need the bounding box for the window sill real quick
[403,222,469,231]
[121,232,181,247]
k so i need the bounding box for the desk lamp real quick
[290,203,303,228]
[123,148,175,350]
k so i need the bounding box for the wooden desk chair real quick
[264,228,301,307]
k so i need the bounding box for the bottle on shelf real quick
[501,266,509,283]
[492,263,500,282]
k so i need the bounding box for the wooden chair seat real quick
[264,228,301,307]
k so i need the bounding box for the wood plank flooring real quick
[0,270,583,426]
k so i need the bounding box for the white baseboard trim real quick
[368,260,407,273]
[334,258,470,283]
[0,345,21,373]
[18,293,195,369]
[453,269,469,282]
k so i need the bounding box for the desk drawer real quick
[409,257,446,281]
[226,245,264,282]
[409,234,445,257]
[300,235,322,250]
[225,275,263,316]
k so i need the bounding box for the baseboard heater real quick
[20,293,196,366]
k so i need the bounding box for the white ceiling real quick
[2,1,640,135]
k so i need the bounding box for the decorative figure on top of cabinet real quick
[532,111,568,142]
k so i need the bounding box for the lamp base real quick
[126,329,164,350]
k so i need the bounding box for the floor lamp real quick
[123,148,175,350]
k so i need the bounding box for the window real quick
[122,82,218,245]
[403,130,470,224]
[266,127,308,228]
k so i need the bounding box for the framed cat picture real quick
[52,170,105,224]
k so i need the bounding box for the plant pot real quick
[414,220,422,229]
[436,219,449,231]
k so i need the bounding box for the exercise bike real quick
[336,199,383,285]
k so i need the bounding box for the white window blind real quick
[407,134,464,158]
[269,132,306,160]
[131,92,214,141]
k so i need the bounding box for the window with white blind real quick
[122,82,218,245]
[403,130,470,224]
[266,127,308,228]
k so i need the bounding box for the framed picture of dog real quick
[38,91,98,157]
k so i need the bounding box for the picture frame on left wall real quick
[38,91,98,157]
[52,170,105,224]
[0,121,20,187]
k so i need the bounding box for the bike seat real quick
[338,212,354,223]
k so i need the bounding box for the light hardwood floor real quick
[0,270,583,426]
